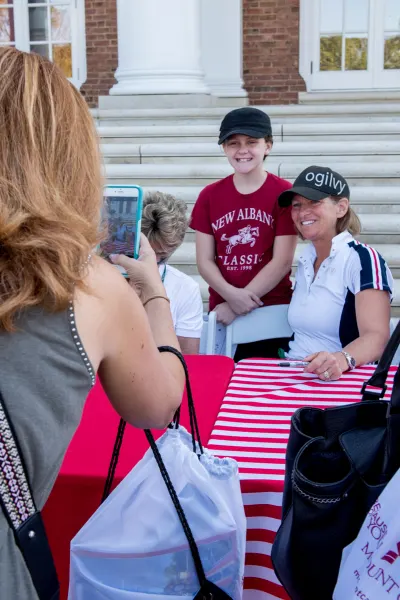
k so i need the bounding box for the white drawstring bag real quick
[68,348,246,600]
[333,466,400,599]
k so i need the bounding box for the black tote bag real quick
[271,322,400,600]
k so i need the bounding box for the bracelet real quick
[143,295,170,308]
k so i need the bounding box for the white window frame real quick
[299,0,400,92]
[7,0,86,89]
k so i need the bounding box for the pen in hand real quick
[278,361,309,368]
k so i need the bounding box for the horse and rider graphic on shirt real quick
[221,225,260,254]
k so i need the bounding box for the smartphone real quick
[99,185,143,277]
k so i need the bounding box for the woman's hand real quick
[213,302,236,326]
[303,351,348,381]
[110,234,165,302]
[225,287,263,315]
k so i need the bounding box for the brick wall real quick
[81,0,118,107]
[242,0,305,105]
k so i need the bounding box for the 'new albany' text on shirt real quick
[212,208,274,232]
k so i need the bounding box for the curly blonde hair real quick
[0,47,103,330]
[141,191,188,260]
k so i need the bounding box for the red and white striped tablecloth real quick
[207,358,397,600]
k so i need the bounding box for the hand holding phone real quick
[110,234,165,301]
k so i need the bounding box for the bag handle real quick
[102,346,203,500]
[361,320,400,401]
[146,348,207,587]
[162,346,203,455]
[101,346,208,588]
[144,428,207,587]
[0,391,59,600]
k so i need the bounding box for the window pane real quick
[29,7,49,41]
[53,43,72,77]
[320,35,342,70]
[30,43,49,58]
[51,6,70,41]
[384,35,400,69]
[320,0,343,34]
[345,37,368,70]
[0,6,14,42]
[345,0,369,33]
[385,0,400,32]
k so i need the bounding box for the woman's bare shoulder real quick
[73,256,141,370]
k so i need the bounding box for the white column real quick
[201,0,247,98]
[110,0,209,95]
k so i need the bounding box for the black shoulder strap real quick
[0,393,59,600]
[362,320,400,401]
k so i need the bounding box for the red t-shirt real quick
[190,173,296,310]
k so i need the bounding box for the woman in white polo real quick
[278,165,393,381]
[141,191,203,354]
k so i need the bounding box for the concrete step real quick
[299,91,400,104]
[182,212,400,245]
[172,243,400,282]
[281,122,400,141]
[182,230,399,246]
[104,162,400,186]
[171,241,400,270]
[97,122,400,144]
[92,102,400,126]
[101,140,400,164]
[279,162,400,185]
[139,185,400,210]
[359,214,400,233]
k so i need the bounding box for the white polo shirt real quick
[159,264,203,339]
[287,231,393,359]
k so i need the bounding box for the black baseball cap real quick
[278,165,351,207]
[218,107,272,145]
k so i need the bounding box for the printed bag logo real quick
[367,501,388,547]
[221,225,259,254]
[382,543,400,565]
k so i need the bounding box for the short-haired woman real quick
[278,165,393,381]
[142,191,203,354]
[0,48,184,598]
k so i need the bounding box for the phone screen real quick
[100,192,141,264]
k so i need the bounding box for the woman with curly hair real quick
[142,191,203,354]
[0,48,184,599]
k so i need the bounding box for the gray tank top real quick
[0,303,94,599]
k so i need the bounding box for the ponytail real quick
[335,204,361,236]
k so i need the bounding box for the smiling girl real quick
[191,107,298,360]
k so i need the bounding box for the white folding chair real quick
[224,304,293,358]
[199,311,217,355]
